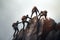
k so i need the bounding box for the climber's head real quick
[44,10,47,13]
[33,6,37,9]
[41,11,43,13]
[26,15,28,17]
[16,21,19,23]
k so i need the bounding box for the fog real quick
[0,0,60,40]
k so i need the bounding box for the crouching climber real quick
[39,10,47,19]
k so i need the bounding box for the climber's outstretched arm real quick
[28,17,32,19]
[19,22,22,24]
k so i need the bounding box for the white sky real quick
[9,0,60,22]
[0,0,60,40]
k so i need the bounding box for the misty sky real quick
[0,0,60,40]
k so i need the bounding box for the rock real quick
[12,16,59,40]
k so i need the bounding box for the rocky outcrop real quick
[12,16,60,40]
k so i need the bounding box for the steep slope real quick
[12,16,58,40]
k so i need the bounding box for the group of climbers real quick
[12,6,48,38]
[12,15,31,38]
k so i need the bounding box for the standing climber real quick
[12,21,20,37]
[31,6,39,18]
[21,15,31,31]
[21,15,31,40]
[39,10,47,19]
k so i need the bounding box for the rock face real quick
[12,16,60,40]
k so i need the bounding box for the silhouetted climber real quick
[39,10,47,19]
[21,15,31,31]
[31,6,39,18]
[21,15,31,40]
[12,21,20,37]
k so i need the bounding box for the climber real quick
[31,6,39,18]
[12,21,21,37]
[39,10,47,19]
[21,15,31,31]
[21,15,31,40]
